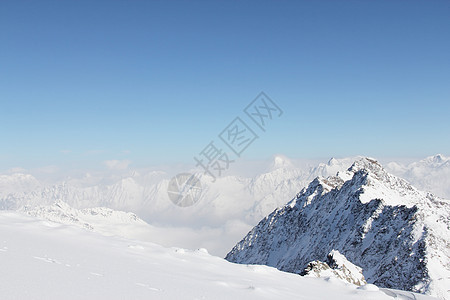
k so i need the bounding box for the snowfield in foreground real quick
[0,211,436,300]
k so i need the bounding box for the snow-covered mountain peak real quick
[0,173,41,196]
[227,158,450,300]
[270,154,295,170]
[332,157,429,208]
[347,157,383,174]
[290,157,418,209]
[421,154,449,167]
[432,154,445,163]
[327,157,340,166]
[309,156,361,180]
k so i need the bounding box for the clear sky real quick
[1,0,449,171]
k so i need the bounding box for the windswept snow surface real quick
[0,211,437,300]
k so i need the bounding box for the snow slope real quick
[226,158,450,300]
[0,211,437,300]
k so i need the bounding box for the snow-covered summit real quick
[344,157,429,207]
[0,173,41,196]
[421,154,449,167]
[270,154,295,170]
[309,156,361,180]
[226,158,450,300]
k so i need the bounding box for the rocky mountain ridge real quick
[226,158,450,300]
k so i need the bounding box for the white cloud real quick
[129,219,252,257]
[7,167,27,174]
[103,160,132,170]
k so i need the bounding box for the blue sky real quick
[1,0,449,171]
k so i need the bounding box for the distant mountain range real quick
[0,154,449,257]
[386,154,450,200]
